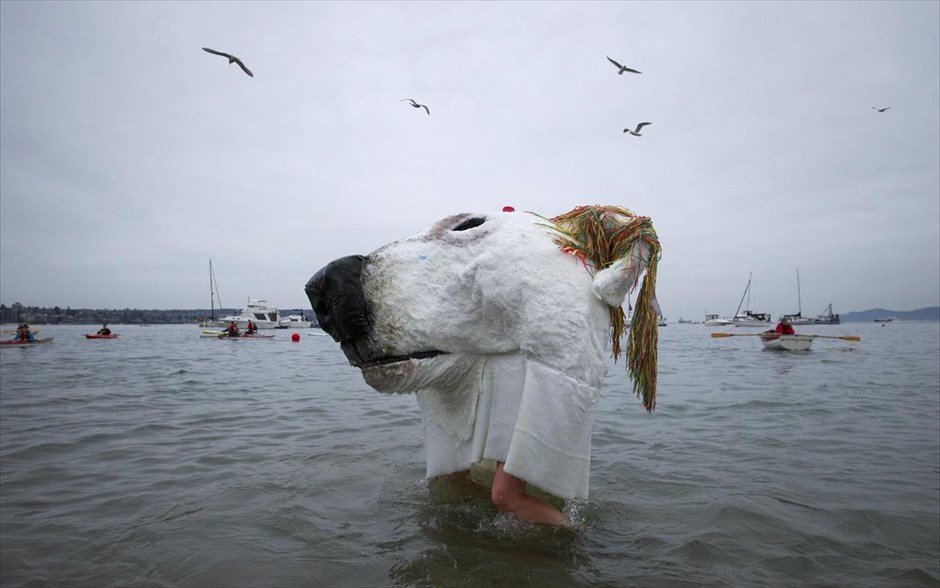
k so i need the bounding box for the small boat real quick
[734,310,772,327]
[778,270,816,325]
[760,332,814,351]
[732,273,771,327]
[2,337,54,347]
[704,314,732,326]
[201,329,225,338]
[199,259,227,328]
[85,334,119,339]
[874,317,896,323]
[278,314,313,329]
[815,303,840,325]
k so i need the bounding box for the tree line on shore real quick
[0,303,307,325]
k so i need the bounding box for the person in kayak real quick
[775,317,796,335]
[246,320,257,335]
[225,321,241,337]
[15,324,35,342]
[97,324,111,335]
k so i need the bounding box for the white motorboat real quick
[704,314,732,326]
[219,299,282,330]
[278,314,313,329]
[760,332,814,351]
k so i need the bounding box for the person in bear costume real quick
[307,205,661,525]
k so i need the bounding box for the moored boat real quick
[815,303,841,325]
[704,314,732,326]
[779,270,816,325]
[278,314,312,329]
[733,311,772,327]
[760,332,814,351]
[219,299,282,330]
[732,273,771,327]
[199,259,227,328]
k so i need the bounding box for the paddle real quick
[808,334,861,341]
[710,332,860,341]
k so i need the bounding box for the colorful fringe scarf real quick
[542,205,662,412]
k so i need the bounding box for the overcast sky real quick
[2,1,938,320]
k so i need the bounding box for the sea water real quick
[1,322,938,587]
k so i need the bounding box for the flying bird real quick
[607,56,642,75]
[401,98,430,115]
[623,122,652,136]
[872,106,891,112]
[202,47,253,77]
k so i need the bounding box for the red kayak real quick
[2,337,54,346]
[85,334,119,339]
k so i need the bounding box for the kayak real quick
[1,337,54,347]
[85,334,119,339]
[201,330,225,338]
[219,333,275,339]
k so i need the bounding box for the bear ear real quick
[591,242,651,307]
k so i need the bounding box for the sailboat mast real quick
[797,270,802,316]
[735,273,752,316]
[209,260,215,320]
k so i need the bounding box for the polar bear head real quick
[306,205,661,411]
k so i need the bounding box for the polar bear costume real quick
[306,205,661,501]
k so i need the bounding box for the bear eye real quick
[452,217,486,231]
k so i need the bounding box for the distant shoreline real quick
[2,305,936,326]
[0,306,311,326]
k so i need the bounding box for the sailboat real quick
[732,272,772,327]
[778,270,815,325]
[198,260,226,328]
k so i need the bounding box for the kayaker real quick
[246,320,257,335]
[225,321,241,337]
[775,317,795,335]
[97,323,111,335]
[16,324,35,342]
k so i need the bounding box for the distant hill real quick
[841,307,940,322]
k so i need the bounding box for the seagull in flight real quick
[202,47,253,78]
[401,98,430,115]
[607,56,642,75]
[624,122,652,136]
[872,106,891,112]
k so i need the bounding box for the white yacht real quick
[219,299,282,330]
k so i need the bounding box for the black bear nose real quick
[305,255,372,343]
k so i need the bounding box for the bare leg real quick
[491,462,569,526]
